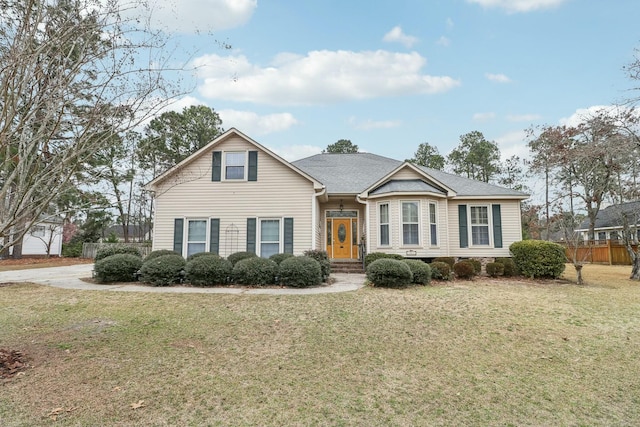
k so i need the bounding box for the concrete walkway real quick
[1,264,366,295]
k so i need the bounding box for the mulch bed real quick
[0,349,28,379]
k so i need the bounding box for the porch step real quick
[330,261,365,274]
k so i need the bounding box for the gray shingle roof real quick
[577,201,640,230]
[370,179,446,196]
[293,153,529,198]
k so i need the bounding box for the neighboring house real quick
[576,201,640,243]
[8,217,63,257]
[147,128,528,261]
[104,224,152,242]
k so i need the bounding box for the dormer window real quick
[225,152,246,180]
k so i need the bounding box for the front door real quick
[331,218,352,259]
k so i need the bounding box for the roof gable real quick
[577,201,640,230]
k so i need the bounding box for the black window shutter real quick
[173,218,184,254]
[210,218,220,254]
[248,151,258,181]
[284,218,294,254]
[458,205,468,248]
[246,218,257,253]
[492,204,503,248]
[212,151,222,181]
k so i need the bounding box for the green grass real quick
[1,264,640,426]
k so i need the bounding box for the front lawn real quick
[1,264,639,426]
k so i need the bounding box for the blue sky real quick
[146,0,640,164]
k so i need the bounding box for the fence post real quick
[607,239,613,265]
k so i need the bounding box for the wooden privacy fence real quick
[563,240,637,265]
[82,243,152,259]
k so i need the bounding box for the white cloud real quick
[466,0,567,13]
[218,110,298,135]
[485,73,512,83]
[494,130,529,160]
[473,112,496,121]
[348,117,402,130]
[383,26,419,48]
[436,36,451,47]
[446,18,454,29]
[193,50,460,106]
[271,145,322,162]
[139,0,257,33]
[507,113,542,122]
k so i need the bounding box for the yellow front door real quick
[331,218,352,259]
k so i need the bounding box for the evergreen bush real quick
[403,260,432,285]
[279,256,322,288]
[430,261,451,280]
[303,249,331,280]
[144,249,180,262]
[186,251,219,262]
[486,262,505,277]
[366,259,413,288]
[453,261,476,279]
[232,257,278,286]
[433,257,456,268]
[95,245,142,262]
[364,252,404,267]
[94,254,143,283]
[509,240,566,279]
[469,259,482,275]
[185,254,232,286]
[139,254,186,286]
[227,251,258,266]
[495,257,518,277]
[270,253,295,265]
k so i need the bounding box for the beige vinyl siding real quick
[152,136,316,257]
[448,199,522,258]
[388,166,425,180]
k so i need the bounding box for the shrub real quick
[279,256,322,288]
[144,249,180,262]
[366,259,413,288]
[303,249,331,280]
[469,259,482,275]
[185,255,232,286]
[94,254,143,283]
[509,240,566,279]
[62,241,83,258]
[453,261,476,279]
[270,253,295,265]
[430,261,451,280]
[95,245,142,262]
[364,252,404,267]
[403,260,431,285]
[139,254,186,286]
[232,257,278,286]
[433,257,455,268]
[495,257,518,277]
[486,262,505,277]
[227,251,258,266]
[186,251,220,262]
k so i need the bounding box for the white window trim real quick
[378,202,390,247]
[31,225,46,238]
[258,217,283,258]
[468,205,492,247]
[223,151,248,181]
[400,200,421,247]
[185,218,209,257]
[428,201,438,247]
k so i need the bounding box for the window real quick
[225,152,245,180]
[260,219,280,258]
[187,220,207,257]
[597,231,607,241]
[429,202,437,246]
[379,203,389,246]
[31,225,46,237]
[470,206,490,246]
[402,201,419,246]
[610,231,620,241]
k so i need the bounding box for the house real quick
[576,201,640,243]
[6,217,63,258]
[147,128,528,261]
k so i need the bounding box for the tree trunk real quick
[574,264,584,285]
[631,254,640,281]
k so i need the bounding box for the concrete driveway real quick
[1,264,366,295]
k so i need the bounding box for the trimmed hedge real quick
[145,249,180,262]
[186,251,219,262]
[364,252,404,267]
[303,249,331,280]
[279,256,322,288]
[366,259,413,288]
[139,254,186,286]
[509,240,566,279]
[227,251,258,266]
[453,260,476,279]
[270,253,295,265]
[469,259,482,275]
[185,255,232,286]
[486,262,505,277]
[430,261,451,280]
[403,260,431,285]
[232,257,278,286]
[433,257,455,268]
[94,254,143,283]
[495,257,518,277]
[95,245,142,262]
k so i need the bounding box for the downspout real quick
[356,194,368,268]
[312,186,326,251]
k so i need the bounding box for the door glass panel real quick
[338,223,346,243]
